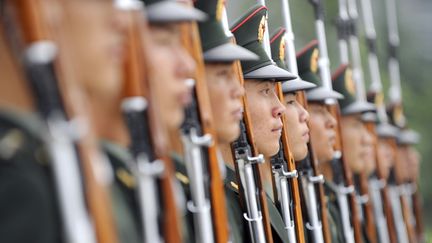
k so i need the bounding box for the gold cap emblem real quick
[344,68,356,96]
[216,0,224,21]
[279,36,286,62]
[258,15,266,43]
[375,92,384,107]
[310,48,319,73]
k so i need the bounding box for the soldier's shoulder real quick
[0,109,48,163]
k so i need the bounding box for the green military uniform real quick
[0,109,62,243]
[332,64,376,243]
[193,0,258,241]
[229,4,297,243]
[270,27,316,92]
[101,141,142,243]
[224,165,291,243]
[296,40,344,243]
[324,181,346,243]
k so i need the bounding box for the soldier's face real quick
[62,1,127,99]
[377,138,394,179]
[340,114,374,174]
[363,127,376,176]
[308,103,337,163]
[244,79,284,158]
[147,23,195,130]
[205,63,244,144]
[408,146,420,180]
[397,145,420,181]
[283,92,310,161]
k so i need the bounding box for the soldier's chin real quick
[217,125,240,145]
[164,110,184,130]
[260,142,280,159]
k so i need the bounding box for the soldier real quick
[296,41,342,165]
[229,4,299,242]
[194,0,259,242]
[0,6,63,243]
[118,0,206,242]
[60,0,205,242]
[397,128,421,239]
[167,0,258,241]
[397,129,420,184]
[270,27,316,162]
[375,122,398,180]
[0,0,133,242]
[142,0,206,131]
[332,64,376,243]
[296,40,344,243]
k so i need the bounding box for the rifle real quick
[295,95,329,243]
[279,1,330,242]
[365,125,396,243]
[230,56,273,243]
[411,182,425,242]
[359,0,399,241]
[5,0,117,242]
[120,2,183,243]
[221,6,273,242]
[384,0,417,242]
[270,83,306,243]
[179,4,231,242]
[342,1,378,242]
[308,1,363,242]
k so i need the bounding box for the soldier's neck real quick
[319,160,334,182]
[0,36,34,113]
[88,96,130,147]
[220,142,235,168]
[261,156,275,202]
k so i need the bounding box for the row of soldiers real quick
[0,0,424,242]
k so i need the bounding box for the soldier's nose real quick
[177,48,196,79]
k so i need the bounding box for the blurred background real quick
[227,0,432,240]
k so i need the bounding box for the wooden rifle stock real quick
[389,137,417,243]
[366,123,397,242]
[412,182,425,242]
[275,83,306,243]
[179,13,231,242]
[7,0,119,242]
[297,91,332,243]
[360,123,378,243]
[122,8,183,243]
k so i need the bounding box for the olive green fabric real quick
[195,0,229,54]
[171,152,201,243]
[297,40,321,86]
[102,140,142,243]
[230,4,271,74]
[295,40,343,101]
[195,0,258,62]
[270,27,316,93]
[0,109,62,243]
[266,195,291,243]
[225,165,247,243]
[224,165,290,243]
[230,4,295,81]
[323,181,345,243]
[270,27,288,70]
[332,64,376,115]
